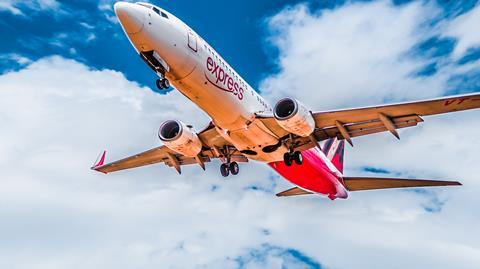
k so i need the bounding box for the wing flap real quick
[343,177,461,191]
[313,114,423,141]
[276,187,313,197]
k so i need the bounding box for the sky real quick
[1,0,480,268]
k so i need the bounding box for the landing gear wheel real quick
[156,79,164,90]
[229,162,239,175]
[155,78,170,90]
[283,152,292,166]
[293,151,303,165]
[161,78,170,89]
[220,163,230,177]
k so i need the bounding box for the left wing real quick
[92,122,247,174]
[259,93,480,147]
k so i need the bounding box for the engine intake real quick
[159,120,202,157]
[274,98,315,137]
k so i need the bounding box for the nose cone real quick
[114,2,145,34]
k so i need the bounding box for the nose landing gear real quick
[156,78,170,90]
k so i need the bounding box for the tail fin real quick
[322,138,345,173]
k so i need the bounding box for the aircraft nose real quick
[114,2,145,34]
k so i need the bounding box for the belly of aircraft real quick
[269,148,346,199]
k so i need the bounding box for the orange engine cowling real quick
[158,120,202,157]
[274,97,315,137]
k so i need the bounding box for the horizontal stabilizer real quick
[343,177,461,191]
[276,187,313,197]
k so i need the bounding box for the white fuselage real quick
[117,2,288,162]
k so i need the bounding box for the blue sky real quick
[2,0,477,92]
[0,0,314,89]
[1,1,480,268]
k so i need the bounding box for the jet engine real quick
[273,97,315,137]
[158,120,202,157]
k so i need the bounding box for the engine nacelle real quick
[158,120,202,157]
[273,98,315,137]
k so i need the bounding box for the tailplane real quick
[323,138,345,173]
[343,177,461,191]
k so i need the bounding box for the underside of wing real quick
[276,187,313,197]
[343,177,461,191]
[92,146,176,173]
[258,93,480,147]
[92,122,247,174]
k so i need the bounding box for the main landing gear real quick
[283,151,303,166]
[156,78,170,90]
[220,162,239,177]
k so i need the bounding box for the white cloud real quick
[259,0,480,268]
[261,1,480,109]
[0,0,60,15]
[1,53,479,268]
[0,56,283,268]
[0,53,32,67]
[445,3,480,59]
[0,2,22,15]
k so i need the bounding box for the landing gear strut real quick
[220,161,239,177]
[283,151,303,166]
[156,78,170,90]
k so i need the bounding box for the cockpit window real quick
[151,6,169,19]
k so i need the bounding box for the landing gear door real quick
[187,30,197,52]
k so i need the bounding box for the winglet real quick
[92,150,107,170]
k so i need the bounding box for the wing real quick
[259,93,480,147]
[92,122,247,174]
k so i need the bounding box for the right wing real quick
[258,93,480,147]
[92,122,247,174]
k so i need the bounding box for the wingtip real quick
[92,150,107,169]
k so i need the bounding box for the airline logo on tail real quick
[323,138,345,173]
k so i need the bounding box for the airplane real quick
[92,1,480,200]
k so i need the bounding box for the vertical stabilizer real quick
[323,138,345,173]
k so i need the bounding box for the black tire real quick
[230,162,239,175]
[162,79,170,89]
[156,79,164,90]
[283,152,292,166]
[293,151,303,165]
[220,163,230,177]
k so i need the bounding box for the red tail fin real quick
[323,138,345,173]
